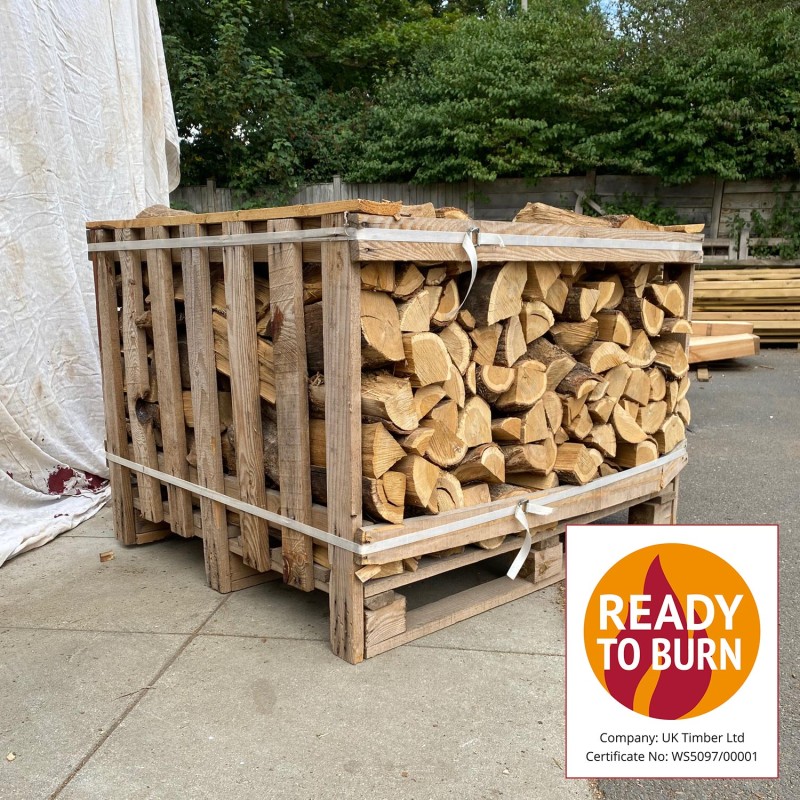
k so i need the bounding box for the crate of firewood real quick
[89,199,700,663]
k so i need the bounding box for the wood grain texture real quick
[322,212,365,663]
[145,225,194,537]
[268,218,315,591]
[181,223,232,592]
[116,228,162,522]
[223,221,271,572]
[88,199,402,229]
[92,230,136,544]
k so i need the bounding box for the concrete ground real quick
[0,348,796,800]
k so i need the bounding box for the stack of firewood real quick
[133,208,690,550]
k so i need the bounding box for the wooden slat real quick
[268,218,315,591]
[88,199,402,230]
[322,212,365,663]
[222,221,271,572]
[92,229,136,544]
[348,214,703,264]
[688,334,760,363]
[691,321,754,336]
[146,225,195,537]
[181,223,232,592]
[362,483,673,598]
[116,228,163,522]
[356,450,687,564]
[365,574,563,658]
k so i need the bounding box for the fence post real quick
[332,174,343,201]
[738,223,750,261]
[205,178,217,212]
[466,177,475,218]
[710,177,724,239]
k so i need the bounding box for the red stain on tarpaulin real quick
[604,556,712,720]
[47,466,107,495]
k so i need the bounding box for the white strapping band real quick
[105,443,686,577]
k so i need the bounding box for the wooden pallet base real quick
[129,473,679,659]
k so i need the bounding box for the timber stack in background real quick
[693,265,800,344]
[89,199,699,663]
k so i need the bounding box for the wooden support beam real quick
[223,221,271,572]
[322,213,365,663]
[91,230,136,545]
[117,228,163,523]
[146,224,194,537]
[181,222,232,592]
[269,218,315,591]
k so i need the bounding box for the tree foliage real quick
[157,0,800,193]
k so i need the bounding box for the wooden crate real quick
[88,200,699,663]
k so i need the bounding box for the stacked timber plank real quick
[689,321,760,364]
[693,266,800,344]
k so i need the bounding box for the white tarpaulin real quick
[0,0,180,565]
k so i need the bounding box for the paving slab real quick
[0,534,219,634]
[0,628,184,800]
[58,635,593,800]
[202,579,329,640]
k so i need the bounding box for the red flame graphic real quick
[604,556,712,719]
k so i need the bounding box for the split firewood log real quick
[519,300,555,343]
[645,282,686,317]
[461,262,527,326]
[617,296,664,337]
[414,384,447,419]
[392,264,425,299]
[595,310,633,346]
[626,330,657,368]
[394,455,441,513]
[611,404,649,444]
[615,441,658,468]
[525,337,576,390]
[469,324,502,365]
[361,262,395,293]
[396,332,452,386]
[585,423,617,458]
[396,289,432,333]
[476,365,515,402]
[654,414,686,454]
[452,443,506,484]
[623,368,652,405]
[557,364,603,399]
[442,363,466,408]
[398,427,435,457]
[439,322,472,374]
[653,340,690,379]
[431,280,460,327]
[496,315,527,367]
[554,443,599,485]
[523,262,561,302]
[309,373,418,433]
[308,419,405,479]
[494,360,547,413]
[550,318,599,354]
[457,396,493,447]
[501,437,557,475]
[435,471,465,512]
[560,286,600,322]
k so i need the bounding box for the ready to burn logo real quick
[583,543,760,720]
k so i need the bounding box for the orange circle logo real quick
[583,543,759,719]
